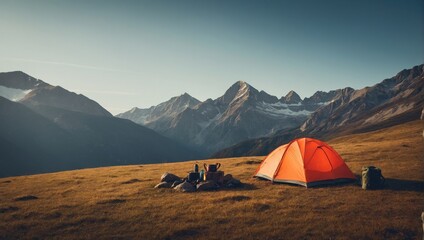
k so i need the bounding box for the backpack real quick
[361,166,385,190]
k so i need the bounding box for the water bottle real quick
[194,163,199,173]
[200,170,204,182]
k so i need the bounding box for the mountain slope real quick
[0,96,82,177]
[214,64,424,157]
[116,93,201,128]
[0,72,199,177]
[21,86,112,117]
[0,71,49,89]
[0,95,199,177]
[300,64,424,136]
[0,71,112,117]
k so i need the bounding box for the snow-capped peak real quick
[0,86,32,101]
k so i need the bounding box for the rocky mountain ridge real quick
[213,64,424,157]
[0,71,111,117]
[118,80,346,153]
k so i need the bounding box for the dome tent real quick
[254,138,355,187]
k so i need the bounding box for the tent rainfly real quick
[254,138,356,187]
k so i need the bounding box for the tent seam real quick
[272,139,296,181]
[320,146,337,180]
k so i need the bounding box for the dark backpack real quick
[362,166,385,190]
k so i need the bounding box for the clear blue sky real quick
[0,0,423,114]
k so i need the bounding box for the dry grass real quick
[0,120,423,240]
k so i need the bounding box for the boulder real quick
[223,174,233,184]
[174,181,196,193]
[154,182,173,189]
[171,180,183,188]
[225,178,242,188]
[160,172,181,183]
[197,180,218,191]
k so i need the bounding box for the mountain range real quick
[0,72,199,177]
[1,64,422,177]
[117,81,342,153]
[213,64,424,157]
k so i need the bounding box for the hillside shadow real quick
[220,183,258,192]
[383,178,424,192]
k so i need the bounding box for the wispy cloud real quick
[3,58,137,74]
[74,89,137,96]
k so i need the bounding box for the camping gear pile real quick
[155,162,242,192]
[361,166,385,190]
[254,138,356,187]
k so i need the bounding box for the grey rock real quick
[225,178,242,188]
[196,181,218,191]
[223,174,233,184]
[171,180,183,188]
[154,182,172,189]
[160,172,181,183]
[174,181,196,192]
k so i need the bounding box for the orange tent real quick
[254,138,355,187]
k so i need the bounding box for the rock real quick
[154,182,173,189]
[197,181,218,191]
[174,181,196,193]
[223,174,233,184]
[225,178,242,188]
[160,172,181,183]
[171,180,183,188]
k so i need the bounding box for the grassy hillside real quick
[0,120,423,239]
